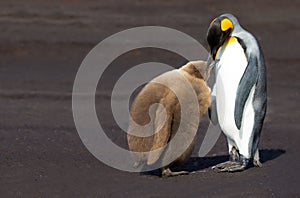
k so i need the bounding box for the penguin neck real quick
[232,25,244,37]
[215,36,237,60]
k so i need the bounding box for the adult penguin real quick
[206,13,267,172]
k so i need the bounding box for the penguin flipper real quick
[147,105,173,165]
[234,55,258,129]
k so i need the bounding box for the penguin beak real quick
[205,54,216,81]
[211,47,219,61]
[207,17,233,60]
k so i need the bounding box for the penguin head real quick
[181,61,208,80]
[207,14,237,60]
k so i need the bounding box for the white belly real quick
[215,40,248,140]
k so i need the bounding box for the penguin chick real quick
[127,60,211,177]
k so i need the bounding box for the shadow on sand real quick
[144,149,285,176]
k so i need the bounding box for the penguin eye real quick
[221,18,233,31]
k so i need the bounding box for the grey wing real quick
[234,54,258,129]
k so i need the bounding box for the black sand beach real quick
[0,0,299,197]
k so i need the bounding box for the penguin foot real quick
[212,161,240,170]
[229,147,240,162]
[212,147,241,170]
[161,168,189,177]
[218,163,247,172]
[213,155,251,172]
[253,159,262,167]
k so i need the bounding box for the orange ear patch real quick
[221,18,233,31]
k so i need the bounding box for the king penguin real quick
[127,61,211,177]
[206,13,267,172]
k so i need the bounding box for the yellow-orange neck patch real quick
[221,18,233,31]
[227,36,237,44]
[215,37,237,59]
[215,47,222,59]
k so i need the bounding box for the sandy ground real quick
[0,0,299,197]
